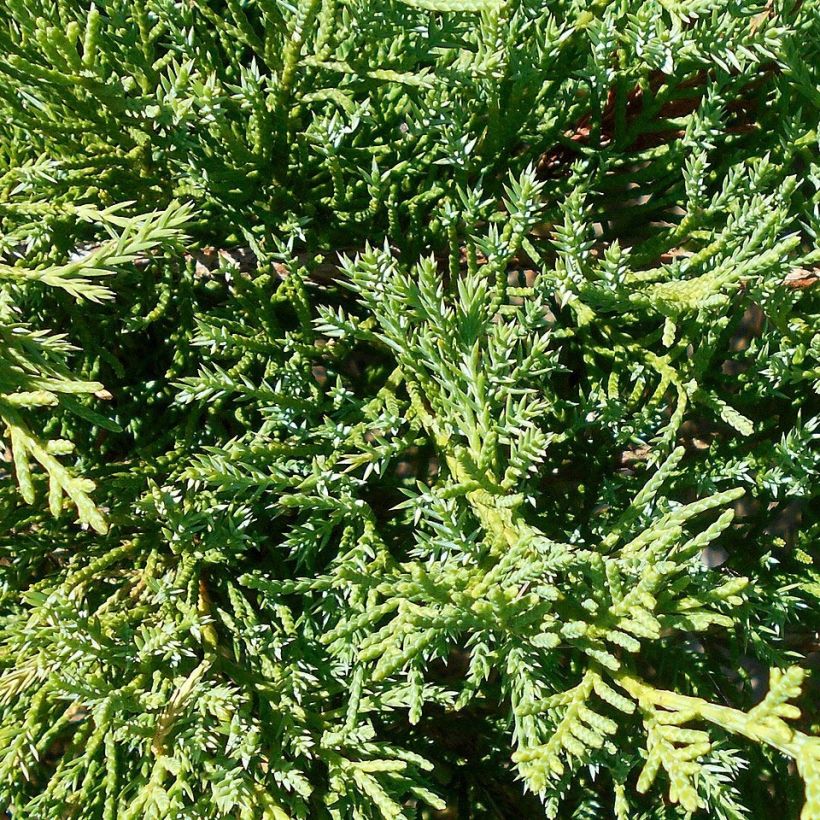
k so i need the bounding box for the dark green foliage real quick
[0,0,818,817]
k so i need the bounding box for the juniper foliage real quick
[0,0,818,817]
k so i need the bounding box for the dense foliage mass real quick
[0,0,818,817]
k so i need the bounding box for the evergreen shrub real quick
[0,0,818,817]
